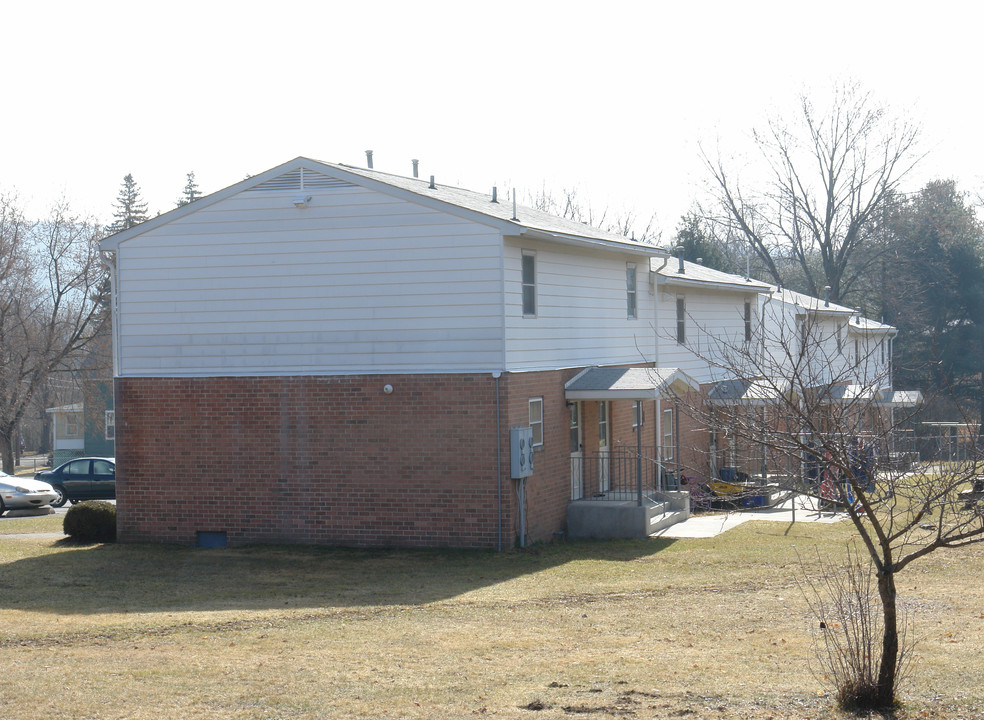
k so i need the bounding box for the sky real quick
[3,0,983,240]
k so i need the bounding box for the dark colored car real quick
[35,457,115,507]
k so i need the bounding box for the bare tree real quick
[703,83,922,306]
[527,186,661,244]
[679,302,982,709]
[0,195,105,472]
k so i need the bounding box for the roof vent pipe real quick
[412,159,419,178]
[491,186,498,203]
[824,285,831,307]
[676,245,685,274]
[365,150,373,169]
[511,189,518,221]
[429,175,435,190]
[696,257,703,265]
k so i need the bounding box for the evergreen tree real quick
[177,171,201,207]
[106,174,149,233]
[887,180,984,422]
[674,212,737,274]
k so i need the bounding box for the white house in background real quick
[46,403,83,466]
[761,288,896,393]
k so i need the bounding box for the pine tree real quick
[177,171,201,207]
[106,174,149,233]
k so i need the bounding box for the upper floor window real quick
[676,296,686,344]
[529,397,543,447]
[836,324,843,354]
[744,300,752,342]
[626,264,637,319]
[521,251,536,317]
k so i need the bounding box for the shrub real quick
[63,501,117,543]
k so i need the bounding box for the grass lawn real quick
[1,512,982,719]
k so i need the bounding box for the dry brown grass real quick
[1,512,982,719]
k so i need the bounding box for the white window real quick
[837,324,843,354]
[662,407,674,461]
[854,339,860,364]
[521,251,536,317]
[65,413,82,439]
[626,264,637,319]
[105,410,115,441]
[529,398,543,447]
[744,300,752,342]
[633,401,643,429]
[676,296,686,344]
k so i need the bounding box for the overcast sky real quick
[3,0,982,239]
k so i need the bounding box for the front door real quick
[598,401,610,493]
[570,402,583,500]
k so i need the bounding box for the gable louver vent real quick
[248,168,355,192]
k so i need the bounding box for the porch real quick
[567,447,690,538]
[563,366,698,539]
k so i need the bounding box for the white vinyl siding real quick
[503,242,656,370]
[657,289,759,382]
[115,184,505,376]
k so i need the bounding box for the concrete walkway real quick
[651,494,846,538]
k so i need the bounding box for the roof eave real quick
[515,228,667,258]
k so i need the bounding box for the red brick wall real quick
[115,370,606,549]
[499,368,584,545]
[116,374,515,549]
[115,365,672,549]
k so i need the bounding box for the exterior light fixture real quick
[383,384,394,395]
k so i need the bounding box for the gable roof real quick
[100,157,667,259]
[771,287,856,316]
[654,257,771,293]
[847,315,895,335]
[564,366,699,400]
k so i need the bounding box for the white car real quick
[0,472,58,515]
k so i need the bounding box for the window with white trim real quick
[744,300,752,342]
[626,264,637,319]
[598,402,608,446]
[529,398,543,447]
[105,410,115,441]
[65,413,82,439]
[521,251,536,317]
[676,296,686,344]
[662,408,674,461]
[837,323,843,354]
[633,401,643,429]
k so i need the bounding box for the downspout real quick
[494,371,502,552]
[656,397,663,490]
